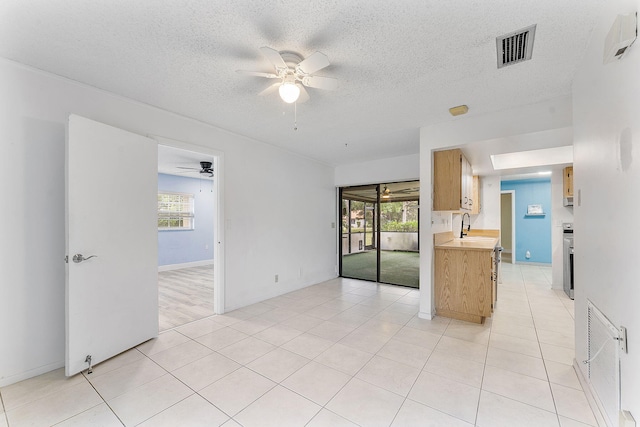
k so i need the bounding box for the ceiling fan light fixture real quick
[382,185,391,199]
[279,82,300,103]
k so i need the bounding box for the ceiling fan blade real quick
[260,46,288,70]
[297,85,310,103]
[258,82,281,96]
[236,70,278,78]
[302,75,338,91]
[297,51,330,74]
[176,166,200,170]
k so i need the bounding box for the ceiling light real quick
[490,146,573,170]
[382,186,391,199]
[449,105,469,116]
[279,82,300,103]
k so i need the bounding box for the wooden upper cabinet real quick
[470,175,481,215]
[433,148,474,211]
[563,166,573,197]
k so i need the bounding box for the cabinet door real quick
[470,176,481,215]
[563,166,573,197]
[433,149,463,210]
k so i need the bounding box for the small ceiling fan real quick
[237,46,338,103]
[176,161,214,177]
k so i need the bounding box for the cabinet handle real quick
[469,199,473,206]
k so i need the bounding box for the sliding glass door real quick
[339,181,419,288]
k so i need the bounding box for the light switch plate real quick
[619,326,628,353]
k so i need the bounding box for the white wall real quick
[572,0,639,420]
[334,153,419,187]
[550,169,573,289]
[0,59,336,386]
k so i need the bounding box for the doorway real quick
[157,142,223,330]
[339,181,420,288]
[500,191,515,264]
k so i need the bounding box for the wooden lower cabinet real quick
[435,248,495,324]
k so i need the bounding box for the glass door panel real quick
[379,200,419,288]
[340,185,378,282]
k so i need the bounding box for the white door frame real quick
[153,136,225,315]
[501,190,516,264]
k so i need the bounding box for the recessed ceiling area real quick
[0,1,602,166]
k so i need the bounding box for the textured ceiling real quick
[0,0,602,166]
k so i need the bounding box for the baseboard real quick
[0,360,65,387]
[418,311,434,320]
[158,259,214,272]
[573,359,609,427]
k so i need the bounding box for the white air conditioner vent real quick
[497,25,537,68]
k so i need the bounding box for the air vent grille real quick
[497,25,536,68]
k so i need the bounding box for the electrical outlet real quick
[205,244,209,250]
[331,222,335,229]
[274,274,278,283]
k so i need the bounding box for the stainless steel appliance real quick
[563,223,574,299]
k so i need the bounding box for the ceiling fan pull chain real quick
[294,102,298,131]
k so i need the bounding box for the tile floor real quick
[0,263,600,426]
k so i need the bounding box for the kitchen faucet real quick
[460,212,471,238]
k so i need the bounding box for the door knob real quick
[72,254,97,263]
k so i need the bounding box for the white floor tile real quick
[175,318,226,339]
[550,383,598,426]
[482,365,555,412]
[537,327,575,349]
[326,378,404,427]
[444,320,491,345]
[246,348,310,383]
[107,374,192,427]
[53,403,121,427]
[88,358,166,401]
[1,368,85,411]
[6,380,102,427]
[392,399,473,427]
[217,336,276,365]
[489,331,542,358]
[559,415,597,427]
[281,361,351,405]
[228,317,276,335]
[423,350,485,388]
[392,326,442,350]
[137,394,228,427]
[136,330,191,356]
[315,343,374,376]
[408,371,480,424]
[195,327,249,351]
[376,338,432,369]
[281,333,334,359]
[355,355,421,396]
[540,342,575,365]
[307,321,355,342]
[171,352,241,391]
[252,324,303,346]
[148,340,213,371]
[306,409,359,427]
[485,347,547,380]
[545,360,582,390]
[86,349,146,378]
[234,385,321,427]
[434,335,488,363]
[199,367,275,416]
[476,390,559,427]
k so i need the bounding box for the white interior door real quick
[66,115,158,376]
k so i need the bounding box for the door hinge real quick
[65,255,69,263]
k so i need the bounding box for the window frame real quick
[157,191,195,231]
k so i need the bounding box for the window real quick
[158,192,194,230]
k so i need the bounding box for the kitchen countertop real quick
[435,236,499,251]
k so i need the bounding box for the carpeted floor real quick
[341,250,419,288]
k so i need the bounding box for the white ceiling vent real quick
[497,24,537,68]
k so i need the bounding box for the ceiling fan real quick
[176,161,214,177]
[237,46,338,103]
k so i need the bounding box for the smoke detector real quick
[496,24,537,68]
